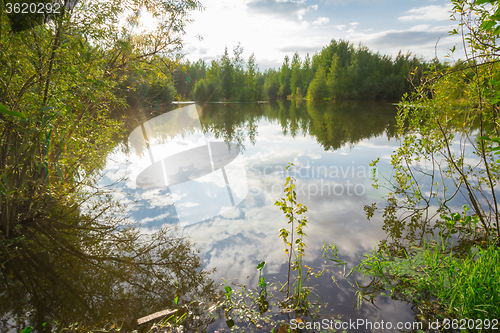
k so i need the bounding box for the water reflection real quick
[103,100,420,332]
[127,105,248,226]
[0,199,217,332]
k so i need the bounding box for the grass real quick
[355,229,500,323]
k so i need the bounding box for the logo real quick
[128,104,248,226]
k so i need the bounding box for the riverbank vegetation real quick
[175,41,431,103]
[2,0,500,330]
[356,0,500,326]
[0,0,218,331]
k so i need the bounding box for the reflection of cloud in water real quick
[98,102,435,328]
[112,105,251,226]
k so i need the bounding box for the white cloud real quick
[409,24,431,31]
[398,5,452,22]
[313,16,330,25]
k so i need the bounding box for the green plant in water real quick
[354,216,500,324]
[274,162,322,312]
[217,163,347,330]
[256,261,270,314]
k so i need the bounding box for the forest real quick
[1,0,500,331]
[173,41,432,102]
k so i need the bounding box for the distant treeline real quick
[173,40,437,102]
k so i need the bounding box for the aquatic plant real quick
[274,162,322,312]
[355,214,500,325]
[217,162,347,331]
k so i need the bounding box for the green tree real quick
[245,53,260,101]
[327,54,342,99]
[0,0,215,330]
[302,53,313,94]
[233,43,246,100]
[264,69,280,100]
[290,52,302,98]
[307,65,328,100]
[193,77,219,102]
[278,55,291,98]
[220,47,234,99]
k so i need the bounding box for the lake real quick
[101,100,420,332]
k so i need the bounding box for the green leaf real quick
[42,114,54,127]
[0,182,6,196]
[481,20,496,31]
[39,105,53,113]
[0,103,26,119]
[226,319,234,328]
[256,261,266,270]
[477,0,496,5]
[55,165,64,180]
[20,327,33,333]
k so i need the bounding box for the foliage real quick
[173,59,206,101]
[274,162,318,311]
[306,66,329,101]
[366,0,500,250]
[359,0,500,324]
[120,61,177,108]
[0,0,216,330]
[217,165,346,331]
[308,41,428,101]
[188,45,264,103]
[174,41,431,102]
[278,55,292,98]
[263,69,280,101]
[193,77,219,103]
[355,222,500,322]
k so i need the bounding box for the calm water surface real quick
[102,100,419,332]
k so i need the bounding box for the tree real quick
[220,47,234,99]
[0,0,215,330]
[307,65,328,100]
[290,52,302,97]
[327,54,342,99]
[193,77,219,102]
[278,55,291,98]
[233,43,246,100]
[369,0,500,250]
[302,53,313,94]
[245,53,260,101]
[263,69,280,100]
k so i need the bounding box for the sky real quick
[180,0,462,70]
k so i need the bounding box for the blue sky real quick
[181,0,461,69]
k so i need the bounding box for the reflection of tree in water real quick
[0,188,217,332]
[306,100,397,150]
[198,103,262,150]
[198,100,397,152]
[118,101,397,154]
